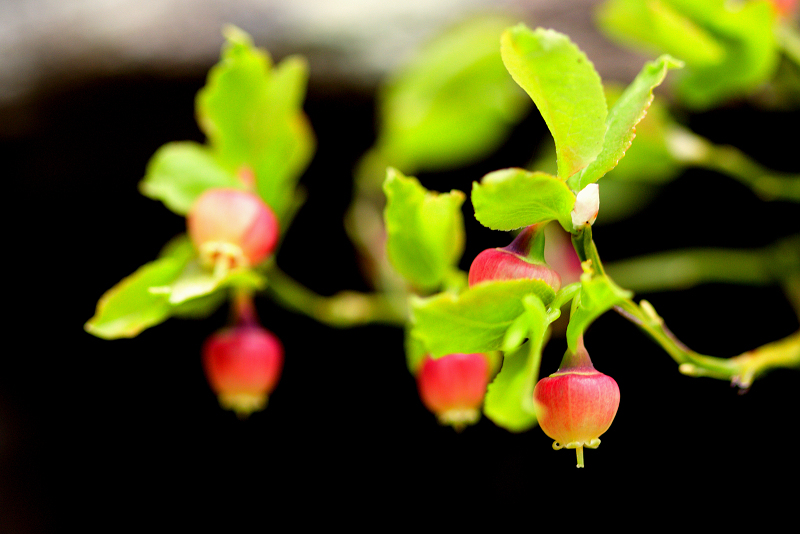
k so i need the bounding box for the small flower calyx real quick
[416,352,491,431]
[202,293,283,418]
[187,188,279,274]
[533,337,620,468]
[468,224,562,291]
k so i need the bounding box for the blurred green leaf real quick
[570,55,682,191]
[139,142,244,215]
[597,0,726,66]
[375,15,530,173]
[84,258,187,339]
[383,168,465,291]
[597,0,779,109]
[151,259,265,305]
[484,295,551,432]
[471,168,576,231]
[566,273,633,353]
[170,290,227,319]
[411,279,555,357]
[501,24,607,180]
[196,25,314,220]
[405,326,429,375]
[157,233,196,264]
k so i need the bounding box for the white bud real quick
[571,183,599,228]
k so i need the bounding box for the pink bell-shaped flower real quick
[468,224,561,291]
[533,337,619,467]
[416,353,491,429]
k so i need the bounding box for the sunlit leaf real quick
[566,273,632,352]
[411,279,555,357]
[484,295,551,432]
[472,168,576,231]
[150,260,265,305]
[501,24,607,180]
[570,55,682,191]
[84,258,186,339]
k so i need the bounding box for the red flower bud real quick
[416,353,490,429]
[533,338,619,468]
[202,325,284,418]
[187,188,279,271]
[468,224,561,291]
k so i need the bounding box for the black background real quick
[3,64,800,529]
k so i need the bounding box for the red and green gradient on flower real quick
[534,337,620,468]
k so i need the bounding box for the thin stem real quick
[576,445,584,469]
[604,235,800,293]
[615,299,800,387]
[571,225,605,276]
[264,265,408,328]
[232,289,258,326]
[577,231,800,388]
[666,126,800,202]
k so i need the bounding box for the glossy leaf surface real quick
[483,295,552,432]
[570,55,682,191]
[472,168,576,231]
[501,25,607,180]
[411,279,555,357]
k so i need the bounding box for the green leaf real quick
[150,259,266,305]
[671,0,778,109]
[157,233,196,264]
[598,86,679,184]
[139,142,244,215]
[483,342,537,432]
[597,0,779,109]
[597,0,726,67]
[383,168,465,290]
[570,55,682,191]
[566,273,633,353]
[405,327,429,375]
[84,258,186,339]
[170,290,227,319]
[471,168,576,231]
[376,15,531,173]
[484,295,551,432]
[411,279,555,357]
[501,24,607,180]
[196,25,314,220]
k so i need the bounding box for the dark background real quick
[3,63,800,528]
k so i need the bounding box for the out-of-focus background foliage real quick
[3,0,799,528]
